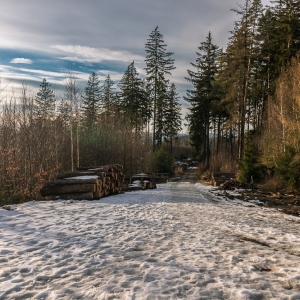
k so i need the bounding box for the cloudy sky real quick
[0,0,271,119]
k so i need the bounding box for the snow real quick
[64,175,99,180]
[1,182,300,299]
[133,173,148,176]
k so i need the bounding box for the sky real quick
[0,0,271,127]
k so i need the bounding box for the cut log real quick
[57,171,97,179]
[41,164,127,200]
[40,183,96,197]
[45,179,99,186]
[93,191,102,199]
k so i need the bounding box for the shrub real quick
[239,131,264,183]
[275,146,300,189]
[153,146,174,174]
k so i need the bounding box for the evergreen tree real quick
[239,130,261,183]
[164,83,182,153]
[118,62,148,131]
[270,0,300,68]
[154,81,168,147]
[185,32,221,166]
[145,26,175,151]
[226,0,264,158]
[154,145,174,174]
[139,79,152,132]
[34,78,56,120]
[101,75,117,119]
[259,1,300,98]
[57,100,72,127]
[82,72,102,126]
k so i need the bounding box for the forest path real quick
[0,178,300,299]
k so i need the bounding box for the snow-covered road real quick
[1,182,300,299]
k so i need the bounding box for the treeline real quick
[186,0,300,188]
[0,27,182,202]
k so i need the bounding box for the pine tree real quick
[270,0,300,68]
[101,75,117,119]
[34,78,56,120]
[164,83,182,153]
[185,32,221,166]
[139,79,152,132]
[145,26,175,151]
[216,0,264,161]
[118,62,148,131]
[82,72,102,126]
[57,100,72,127]
[258,1,300,96]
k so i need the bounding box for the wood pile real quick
[40,164,125,200]
[212,172,236,187]
[124,173,157,191]
[220,178,254,190]
[155,173,170,183]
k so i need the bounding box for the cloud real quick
[52,45,144,64]
[10,58,33,64]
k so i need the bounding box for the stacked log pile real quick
[124,173,157,191]
[40,164,125,200]
[220,178,254,190]
[155,173,170,183]
[212,172,236,187]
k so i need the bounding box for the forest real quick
[185,0,300,190]
[0,27,184,202]
[1,0,300,203]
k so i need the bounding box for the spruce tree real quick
[57,100,72,127]
[164,83,182,153]
[185,32,221,166]
[101,75,117,119]
[217,0,264,160]
[270,0,300,66]
[118,62,147,131]
[82,72,102,126]
[34,78,56,120]
[260,0,300,91]
[145,26,175,151]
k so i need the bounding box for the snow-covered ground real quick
[1,182,300,299]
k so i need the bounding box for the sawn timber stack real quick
[40,164,125,200]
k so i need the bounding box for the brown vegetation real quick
[0,86,154,205]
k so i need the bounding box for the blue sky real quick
[0,0,271,120]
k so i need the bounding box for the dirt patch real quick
[239,190,300,217]
[200,171,300,217]
[214,188,300,217]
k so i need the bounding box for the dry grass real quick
[258,176,288,193]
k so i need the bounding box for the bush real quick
[0,187,26,207]
[275,146,300,189]
[154,146,174,174]
[239,131,262,183]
